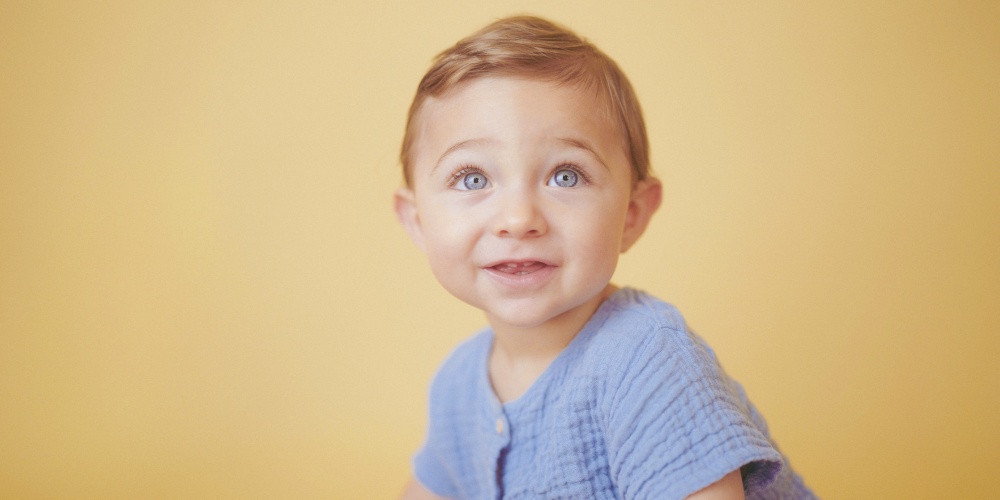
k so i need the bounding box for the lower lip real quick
[483,264,556,290]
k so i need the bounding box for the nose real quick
[492,188,548,239]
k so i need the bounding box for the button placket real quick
[486,410,511,500]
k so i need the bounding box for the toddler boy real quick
[395,15,813,500]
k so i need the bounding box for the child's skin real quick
[395,76,744,499]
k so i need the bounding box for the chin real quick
[485,300,579,331]
[489,314,556,331]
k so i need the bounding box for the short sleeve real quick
[412,443,457,498]
[411,365,461,499]
[604,325,783,499]
[409,330,495,499]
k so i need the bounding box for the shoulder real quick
[595,288,694,348]
[592,288,749,421]
[432,328,490,377]
[587,289,784,498]
[425,329,491,408]
[585,288,718,381]
[413,330,493,500]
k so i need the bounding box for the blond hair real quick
[400,15,650,186]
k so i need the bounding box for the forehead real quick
[410,77,626,169]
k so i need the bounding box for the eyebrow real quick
[432,138,493,176]
[431,137,611,174]
[557,137,611,172]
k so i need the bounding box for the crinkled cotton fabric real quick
[414,288,815,499]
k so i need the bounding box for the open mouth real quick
[490,261,549,275]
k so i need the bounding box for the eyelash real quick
[553,163,593,186]
[446,164,593,187]
[447,165,485,188]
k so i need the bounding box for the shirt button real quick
[496,418,504,434]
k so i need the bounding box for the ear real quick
[620,177,662,252]
[393,187,426,252]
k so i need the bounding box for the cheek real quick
[419,210,478,265]
[571,204,628,249]
[422,232,469,290]
[425,217,472,247]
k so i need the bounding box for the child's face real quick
[395,77,659,331]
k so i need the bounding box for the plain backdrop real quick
[2,1,998,498]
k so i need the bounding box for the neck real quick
[486,284,618,403]
[488,284,618,362]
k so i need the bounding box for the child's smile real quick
[488,260,551,276]
[483,259,556,289]
[395,77,660,335]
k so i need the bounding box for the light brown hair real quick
[400,15,651,186]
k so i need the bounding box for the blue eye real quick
[550,169,579,187]
[461,172,489,190]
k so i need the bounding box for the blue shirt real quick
[414,288,814,499]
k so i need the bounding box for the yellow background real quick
[2,1,997,498]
